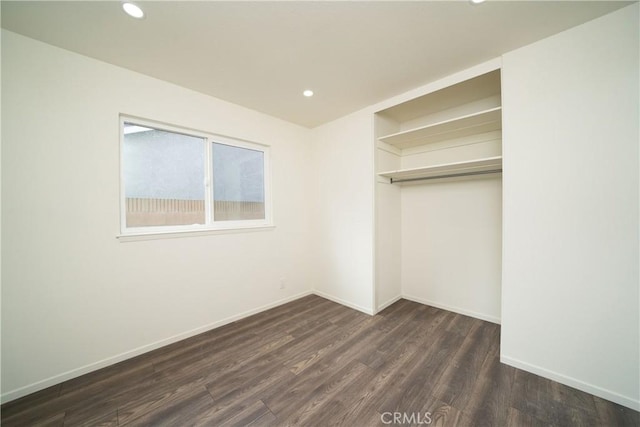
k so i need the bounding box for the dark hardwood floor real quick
[2,295,638,426]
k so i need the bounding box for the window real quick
[212,143,265,221]
[120,117,271,236]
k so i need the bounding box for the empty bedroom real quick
[1,1,639,425]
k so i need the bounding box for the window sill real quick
[117,224,275,242]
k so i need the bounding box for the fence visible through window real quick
[121,118,271,234]
[126,198,265,227]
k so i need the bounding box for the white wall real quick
[375,149,402,311]
[3,3,639,411]
[1,30,313,401]
[501,3,639,410]
[399,130,503,322]
[401,174,502,323]
[310,111,375,314]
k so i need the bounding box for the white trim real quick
[117,224,275,242]
[119,118,127,233]
[500,355,640,411]
[121,220,273,237]
[402,293,501,324]
[375,295,403,313]
[0,290,312,404]
[262,144,273,226]
[119,114,272,236]
[312,290,375,315]
[209,133,270,150]
[205,131,214,222]
[371,58,502,116]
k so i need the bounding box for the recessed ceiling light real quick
[122,2,145,19]
[303,90,314,97]
[470,0,486,4]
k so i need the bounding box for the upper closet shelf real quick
[378,156,502,184]
[378,106,502,150]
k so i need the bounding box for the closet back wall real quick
[1,30,313,402]
[401,175,502,323]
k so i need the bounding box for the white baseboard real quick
[7,289,635,414]
[402,294,501,324]
[312,290,375,315]
[376,295,403,313]
[501,355,640,411]
[0,290,313,404]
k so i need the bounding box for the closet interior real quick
[374,68,503,323]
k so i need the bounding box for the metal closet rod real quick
[390,168,502,184]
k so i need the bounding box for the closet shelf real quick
[378,156,502,184]
[378,107,502,150]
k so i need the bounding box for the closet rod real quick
[390,168,502,184]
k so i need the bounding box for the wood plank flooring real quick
[2,295,638,426]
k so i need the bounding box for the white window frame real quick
[119,115,272,239]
